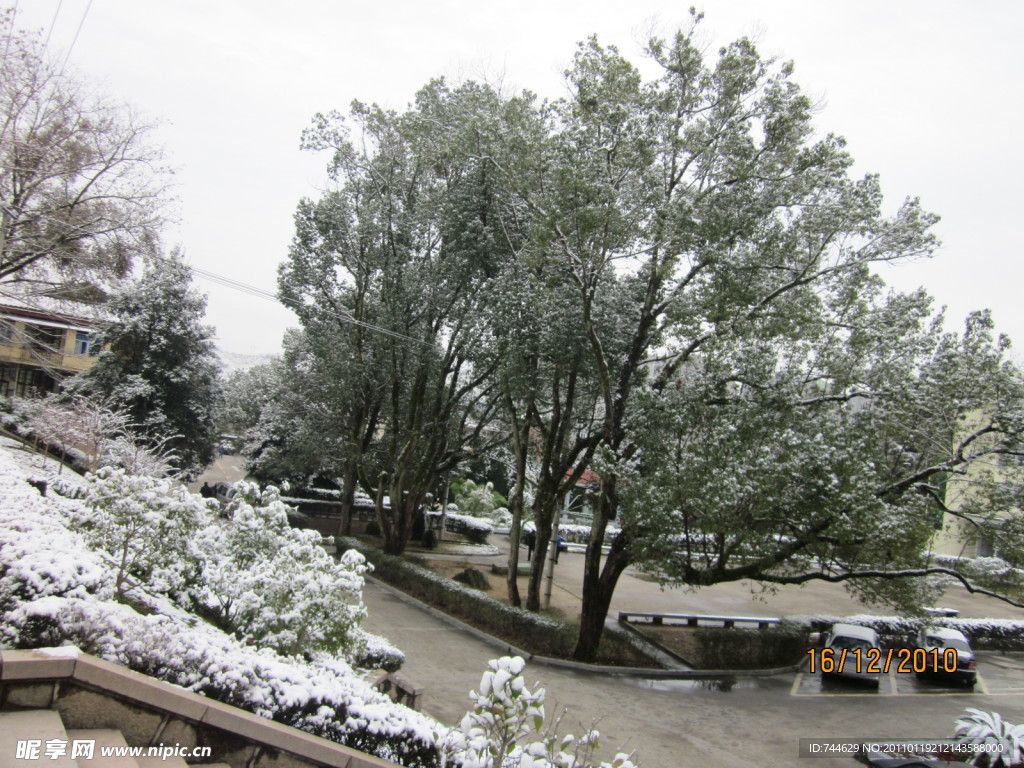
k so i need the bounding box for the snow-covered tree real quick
[281,82,511,554]
[70,254,222,476]
[17,392,178,476]
[0,10,169,297]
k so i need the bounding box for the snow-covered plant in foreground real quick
[955,709,1024,767]
[438,656,636,768]
[0,441,429,764]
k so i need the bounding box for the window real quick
[75,331,95,355]
[25,324,64,356]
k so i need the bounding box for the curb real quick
[365,576,804,679]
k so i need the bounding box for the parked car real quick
[912,626,977,687]
[212,481,237,507]
[864,753,972,767]
[822,623,882,687]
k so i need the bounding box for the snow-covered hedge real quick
[0,441,433,765]
[6,596,438,765]
[519,522,622,546]
[926,554,1024,593]
[428,511,492,544]
[793,614,1024,651]
[347,539,654,666]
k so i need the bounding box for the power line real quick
[175,264,432,350]
[43,0,63,51]
[174,259,435,348]
[61,0,91,73]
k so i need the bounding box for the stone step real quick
[0,710,77,767]
[65,729,138,768]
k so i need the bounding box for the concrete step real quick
[65,729,138,768]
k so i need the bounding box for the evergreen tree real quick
[72,255,221,476]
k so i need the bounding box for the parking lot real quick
[792,654,1024,698]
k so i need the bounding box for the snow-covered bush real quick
[440,512,493,544]
[954,708,1024,767]
[6,597,439,765]
[194,481,369,656]
[490,507,513,530]
[451,480,506,519]
[75,467,207,600]
[927,554,1024,593]
[10,394,180,477]
[0,443,435,765]
[439,656,635,768]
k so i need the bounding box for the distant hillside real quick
[217,347,276,375]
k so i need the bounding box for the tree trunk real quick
[573,526,633,661]
[336,459,358,537]
[526,480,558,611]
[505,403,530,607]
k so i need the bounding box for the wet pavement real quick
[361,580,1024,768]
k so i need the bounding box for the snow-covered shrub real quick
[76,467,207,600]
[0,445,436,765]
[6,597,439,766]
[518,522,621,547]
[350,628,405,673]
[439,656,635,768]
[954,708,1024,767]
[451,480,506,519]
[440,512,493,544]
[927,554,1024,594]
[11,394,180,476]
[190,481,369,657]
[490,507,513,530]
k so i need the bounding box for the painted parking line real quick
[791,672,997,697]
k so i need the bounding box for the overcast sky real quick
[11,1,1023,356]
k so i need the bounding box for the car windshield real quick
[926,636,970,653]
[830,636,874,652]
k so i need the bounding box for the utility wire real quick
[61,0,91,73]
[175,259,435,348]
[43,0,63,51]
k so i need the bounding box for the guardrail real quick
[619,611,781,630]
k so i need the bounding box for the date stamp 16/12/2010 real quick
[806,647,958,675]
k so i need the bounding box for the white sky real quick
[11,0,1024,355]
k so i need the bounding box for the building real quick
[0,303,100,398]
[928,410,1021,559]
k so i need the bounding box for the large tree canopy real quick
[268,14,1024,660]
[71,255,222,477]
